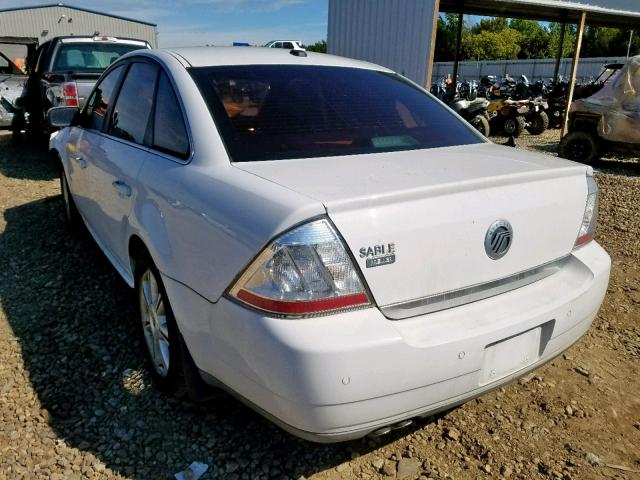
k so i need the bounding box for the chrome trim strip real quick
[381,256,571,320]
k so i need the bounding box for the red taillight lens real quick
[228,219,371,317]
[574,175,598,248]
[236,289,370,315]
[62,82,78,107]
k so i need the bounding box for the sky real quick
[0,0,329,47]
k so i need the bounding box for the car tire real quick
[471,114,490,137]
[59,166,83,234]
[136,258,186,396]
[526,111,549,135]
[502,116,526,137]
[558,131,600,164]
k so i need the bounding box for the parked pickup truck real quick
[0,50,27,131]
[23,35,150,140]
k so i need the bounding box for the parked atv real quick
[487,98,528,137]
[449,97,491,136]
[559,55,640,164]
[522,98,550,135]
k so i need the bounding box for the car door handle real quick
[71,155,87,169]
[112,180,132,198]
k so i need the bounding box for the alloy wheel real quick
[139,269,170,377]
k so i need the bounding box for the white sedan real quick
[48,47,611,442]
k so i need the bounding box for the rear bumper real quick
[163,241,610,442]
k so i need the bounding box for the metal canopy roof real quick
[440,0,640,28]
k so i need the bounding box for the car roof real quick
[155,46,390,72]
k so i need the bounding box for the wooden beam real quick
[450,10,464,93]
[425,0,441,88]
[552,21,566,83]
[561,11,586,137]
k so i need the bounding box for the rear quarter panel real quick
[129,160,325,302]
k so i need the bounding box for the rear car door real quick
[66,64,125,222]
[79,60,159,271]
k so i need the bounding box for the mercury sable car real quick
[48,47,611,442]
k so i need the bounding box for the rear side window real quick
[108,62,158,145]
[85,65,124,131]
[191,65,482,162]
[152,72,189,158]
[52,43,143,73]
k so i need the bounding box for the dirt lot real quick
[0,128,639,480]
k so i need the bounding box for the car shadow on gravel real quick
[0,132,57,181]
[0,195,426,479]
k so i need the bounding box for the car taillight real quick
[228,218,371,317]
[62,82,78,107]
[574,175,598,248]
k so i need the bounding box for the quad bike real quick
[559,55,640,164]
[449,97,491,136]
[522,98,549,135]
[487,98,529,137]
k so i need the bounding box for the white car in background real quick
[264,39,305,50]
[48,47,610,442]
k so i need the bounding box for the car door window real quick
[152,72,190,158]
[274,42,282,48]
[108,62,158,145]
[84,65,124,131]
[34,42,49,73]
[282,42,294,49]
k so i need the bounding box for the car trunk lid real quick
[235,143,588,311]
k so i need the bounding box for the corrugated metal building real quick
[328,0,438,85]
[328,0,640,87]
[0,3,157,57]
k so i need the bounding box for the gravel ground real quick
[0,128,639,480]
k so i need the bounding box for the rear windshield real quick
[53,43,143,73]
[190,65,482,162]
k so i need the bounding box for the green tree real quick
[305,40,326,53]
[509,19,551,58]
[435,13,464,62]
[462,28,521,60]
[472,17,509,34]
[582,27,639,57]
[548,22,577,57]
[582,26,619,57]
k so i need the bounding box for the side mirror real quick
[47,107,78,128]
